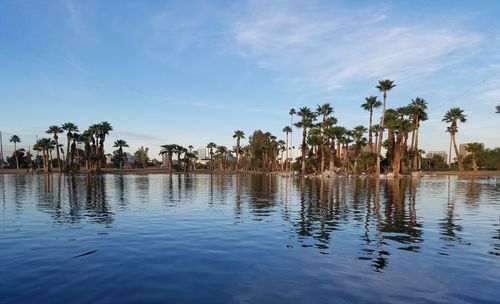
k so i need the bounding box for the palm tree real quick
[372,124,380,153]
[465,142,484,172]
[384,108,412,176]
[316,103,334,173]
[215,145,228,170]
[289,108,296,161]
[408,97,428,170]
[443,107,467,171]
[352,125,367,170]
[207,142,217,170]
[376,79,396,175]
[46,125,64,172]
[9,135,21,169]
[61,122,79,170]
[71,132,81,166]
[159,144,176,172]
[294,107,316,174]
[33,138,52,173]
[96,121,113,172]
[113,139,129,169]
[233,130,245,171]
[361,96,382,151]
[282,126,292,170]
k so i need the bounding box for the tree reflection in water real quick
[35,174,113,225]
[292,176,424,272]
[12,173,498,267]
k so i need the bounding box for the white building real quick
[426,151,447,161]
[197,147,209,160]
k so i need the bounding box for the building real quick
[197,147,208,160]
[426,151,447,161]
[459,144,470,157]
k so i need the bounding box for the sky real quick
[1,0,499,158]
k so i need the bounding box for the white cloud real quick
[230,2,482,91]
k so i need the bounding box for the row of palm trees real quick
[159,144,197,172]
[4,87,497,175]
[190,79,492,175]
[7,122,117,173]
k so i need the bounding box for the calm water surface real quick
[1,174,499,303]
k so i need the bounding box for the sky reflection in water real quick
[0,174,499,303]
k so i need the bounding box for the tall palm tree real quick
[372,124,380,153]
[61,122,79,170]
[46,125,64,172]
[282,126,292,170]
[361,96,382,151]
[408,97,428,170]
[443,107,467,171]
[95,121,113,172]
[233,130,245,171]
[9,135,20,169]
[215,145,228,170]
[294,107,316,174]
[289,108,296,161]
[376,79,396,175]
[71,132,81,166]
[207,142,217,170]
[384,108,412,176]
[316,103,334,173]
[465,142,484,172]
[113,139,129,169]
[33,138,52,173]
[352,125,367,170]
[159,144,176,172]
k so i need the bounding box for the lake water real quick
[1,173,499,303]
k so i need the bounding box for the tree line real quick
[3,82,499,175]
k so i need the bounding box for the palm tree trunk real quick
[472,154,478,171]
[285,133,289,171]
[329,141,335,172]
[376,91,387,176]
[451,133,464,171]
[49,149,53,170]
[392,133,403,177]
[14,142,19,169]
[290,114,294,163]
[169,154,173,172]
[236,138,240,171]
[368,110,373,151]
[412,118,420,170]
[54,138,62,172]
[301,127,307,175]
[66,135,71,170]
[43,150,49,173]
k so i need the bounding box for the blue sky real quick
[1,0,499,157]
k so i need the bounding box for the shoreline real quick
[1,167,499,177]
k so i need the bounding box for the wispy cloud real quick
[230,1,482,91]
[64,0,83,32]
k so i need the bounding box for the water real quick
[1,174,499,304]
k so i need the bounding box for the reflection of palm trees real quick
[1,175,6,211]
[381,178,423,252]
[287,176,423,272]
[439,176,464,254]
[84,175,113,225]
[116,175,126,208]
[372,179,388,271]
[490,216,500,256]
